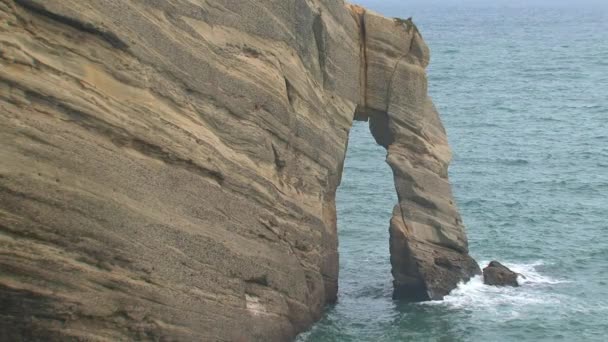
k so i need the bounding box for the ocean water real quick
[298,2,608,341]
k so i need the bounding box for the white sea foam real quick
[423,261,569,314]
[505,260,566,286]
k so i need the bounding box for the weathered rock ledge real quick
[0,0,479,340]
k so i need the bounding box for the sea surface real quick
[298,1,608,341]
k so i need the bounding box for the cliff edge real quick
[0,0,479,340]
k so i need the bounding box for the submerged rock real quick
[483,261,520,287]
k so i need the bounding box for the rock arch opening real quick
[334,116,396,303]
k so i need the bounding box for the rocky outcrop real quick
[349,8,481,301]
[0,0,478,340]
[483,261,520,287]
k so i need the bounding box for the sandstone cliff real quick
[0,0,479,340]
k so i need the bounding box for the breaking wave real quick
[423,261,569,313]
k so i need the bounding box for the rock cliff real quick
[0,0,479,340]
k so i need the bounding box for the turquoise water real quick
[299,2,608,341]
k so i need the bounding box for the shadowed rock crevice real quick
[14,0,128,49]
[0,285,65,341]
[312,14,327,88]
[349,5,369,114]
[368,109,395,148]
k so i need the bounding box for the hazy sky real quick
[354,0,608,8]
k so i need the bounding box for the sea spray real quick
[423,261,569,313]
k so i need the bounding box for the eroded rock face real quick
[350,8,481,300]
[483,261,520,287]
[0,0,477,340]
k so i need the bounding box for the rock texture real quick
[483,261,520,287]
[0,0,478,340]
[349,9,481,301]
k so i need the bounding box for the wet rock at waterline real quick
[1,0,478,340]
[483,261,520,287]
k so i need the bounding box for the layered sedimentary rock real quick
[349,9,480,301]
[0,0,478,340]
